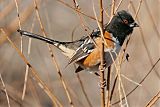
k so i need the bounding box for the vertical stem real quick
[99,0,105,107]
[106,0,116,106]
[111,0,116,17]
[33,1,74,106]
[106,66,111,107]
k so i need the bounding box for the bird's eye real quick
[123,19,128,24]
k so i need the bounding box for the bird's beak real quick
[129,22,139,28]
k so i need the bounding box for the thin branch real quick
[106,66,111,107]
[1,29,62,107]
[77,73,93,107]
[121,74,142,86]
[21,14,36,101]
[120,78,129,107]
[112,58,160,105]
[110,75,118,101]
[110,0,143,104]
[115,0,124,13]
[0,83,33,105]
[0,74,11,107]
[144,0,160,39]
[33,0,74,106]
[0,1,36,45]
[13,0,22,52]
[28,78,42,107]
[111,0,116,17]
[99,0,105,107]
[131,1,160,79]
[56,0,96,21]
[117,64,123,106]
[146,91,160,107]
[0,0,21,21]
[106,1,116,106]
[71,30,93,107]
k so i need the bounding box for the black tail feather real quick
[17,29,58,45]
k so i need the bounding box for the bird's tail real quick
[17,29,77,58]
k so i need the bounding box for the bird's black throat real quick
[105,21,133,46]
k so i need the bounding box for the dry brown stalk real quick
[115,0,124,12]
[110,75,117,101]
[71,10,93,107]
[146,91,160,107]
[0,0,21,21]
[144,0,160,39]
[33,0,74,106]
[106,66,111,107]
[0,84,29,106]
[111,0,116,17]
[14,0,22,52]
[76,73,93,107]
[112,57,160,105]
[27,77,42,107]
[22,15,36,101]
[0,74,11,107]
[0,1,37,45]
[111,0,143,105]
[1,29,62,107]
[106,1,116,107]
[13,0,26,102]
[98,0,105,107]
[56,0,97,21]
[131,2,160,79]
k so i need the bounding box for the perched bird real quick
[17,10,139,74]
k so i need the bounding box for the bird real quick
[17,10,139,75]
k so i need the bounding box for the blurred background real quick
[0,0,160,107]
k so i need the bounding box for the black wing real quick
[68,29,101,64]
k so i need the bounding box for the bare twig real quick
[111,0,116,17]
[121,74,142,86]
[0,84,27,106]
[117,65,123,106]
[131,1,160,79]
[120,78,129,107]
[21,14,36,101]
[144,0,160,39]
[110,0,143,104]
[13,0,22,51]
[28,76,42,107]
[1,29,62,107]
[0,74,11,107]
[0,1,36,45]
[71,31,93,107]
[0,0,21,21]
[110,75,118,101]
[146,91,160,107]
[112,58,160,105]
[56,0,96,21]
[106,1,116,106]
[33,1,74,106]
[98,0,105,107]
[115,0,124,12]
[77,73,93,107]
[106,66,111,107]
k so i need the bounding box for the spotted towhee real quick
[17,10,139,74]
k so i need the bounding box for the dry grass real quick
[0,0,160,107]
